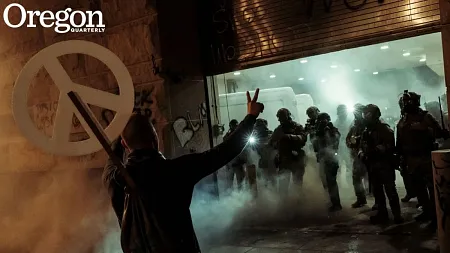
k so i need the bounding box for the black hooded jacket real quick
[103,115,257,253]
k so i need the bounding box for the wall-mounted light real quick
[233,71,241,76]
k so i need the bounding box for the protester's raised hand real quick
[246,88,264,117]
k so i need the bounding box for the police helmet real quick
[363,104,381,119]
[354,103,365,113]
[402,91,421,108]
[277,108,292,118]
[337,104,347,114]
[306,106,320,117]
[229,119,238,128]
[317,112,331,123]
[255,118,268,128]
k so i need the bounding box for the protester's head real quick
[121,113,159,151]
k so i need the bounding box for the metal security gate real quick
[198,0,441,75]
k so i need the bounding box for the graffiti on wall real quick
[32,101,84,135]
[100,85,168,152]
[208,0,386,67]
[172,102,207,147]
[101,88,156,126]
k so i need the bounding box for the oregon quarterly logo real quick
[3,3,106,34]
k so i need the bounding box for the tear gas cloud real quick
[0,161,111,253]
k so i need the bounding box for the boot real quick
[393,212,404,224]
[328,204,343,212]
[426,219,437,231]
[351,198,367,208]
[394,215,404,224]
[415,211,432,222]
[370,211,389,224]
[401,195,415,203]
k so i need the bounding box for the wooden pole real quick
[67,91,136,190]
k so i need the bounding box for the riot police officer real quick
[269,108,308,195]
[313,112,342,212]
[359,104,403,224]
[224,119,246,191]
[346,103,369,208]
[253,118,277,189]
[305,106,320,136]
[397,91,448,229]
[335,104,353,189]
[397,96,417,204]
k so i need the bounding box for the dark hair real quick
[121,113,158,149]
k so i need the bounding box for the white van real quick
[295,94,314,126]
[219,87,299,132]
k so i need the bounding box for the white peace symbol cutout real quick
[12,40,134,156]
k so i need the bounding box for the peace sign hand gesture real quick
[246,88,264,117]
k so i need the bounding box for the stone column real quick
[432,150,450,253]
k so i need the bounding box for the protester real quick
[103,89,264,253]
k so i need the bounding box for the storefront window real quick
[212,32,445,133]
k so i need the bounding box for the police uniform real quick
[270,115,307,195]
[313,113,342,211]
[346,121,368,206]
[360,119,402,223]
[397,108,446,223]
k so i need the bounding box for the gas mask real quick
[317,119,329,131]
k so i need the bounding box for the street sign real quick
[12,40,134,156]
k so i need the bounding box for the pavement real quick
[195,168,439,253]
[200,195,439,253]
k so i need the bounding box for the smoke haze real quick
[0,33,444,253]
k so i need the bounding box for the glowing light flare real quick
[248,136,256,144]
[318,73,357,112]
[269,74,276,78]
[346,105,355,113]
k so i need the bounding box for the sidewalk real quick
[203,205,439,253]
